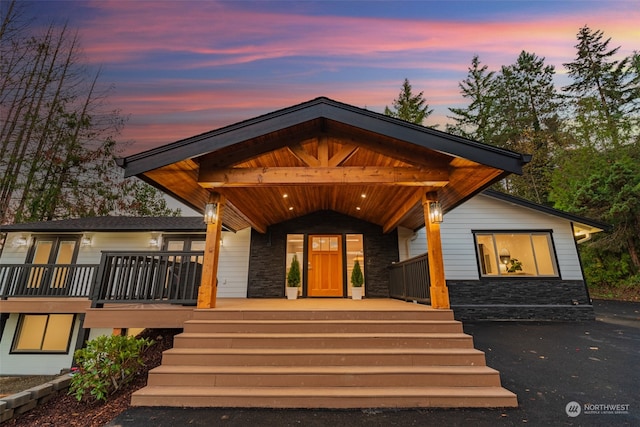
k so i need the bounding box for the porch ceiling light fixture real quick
[429,201,443,224]
[204,202,218,224]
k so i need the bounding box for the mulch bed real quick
[4,329,179,427]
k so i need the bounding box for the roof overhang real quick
[118,97,531,232]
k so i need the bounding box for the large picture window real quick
[474,232,559,277]
[12,314,75,353]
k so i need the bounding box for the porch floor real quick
[201,297,437,312]
[84,298,439,329]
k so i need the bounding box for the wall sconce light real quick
[12,234,30,248]
[204,202,218,224]
[81,233,93,247]
[149,232,161,248]
[429,201,443,224]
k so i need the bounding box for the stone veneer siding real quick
[247,210,398,298]
[447,279,594,321]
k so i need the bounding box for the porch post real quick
[197,193,225,309]
[422,192,450,309]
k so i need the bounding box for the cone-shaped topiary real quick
[351,259,364,287]
[287,254,301,287]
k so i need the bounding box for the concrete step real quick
[146,365,503,387]
[191,309,455,321]
[172,332,474,349]
[131,385,518,408]
[183,319,463,334]
[160,347,487,367]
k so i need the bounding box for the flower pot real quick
[286,286,299,300]
[351,287,363,300]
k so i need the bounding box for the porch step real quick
[173,332,474,349]
[132,304,517,408]
[160,347,487,366]
[132,386,517,408]
[147,365,502,387]
[190,309,456,321]
[183,319,463,334]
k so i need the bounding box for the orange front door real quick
[307,235,343,297]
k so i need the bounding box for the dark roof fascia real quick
[118,97,531,177]
[118,98,329,177]
[482,189,611,232]
[0,217,208,233]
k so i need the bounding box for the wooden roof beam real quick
[198,166,449,187]
[382,188,426,234]
[288,143,321,167]
[224,199,268,234]
[328,143,358,167]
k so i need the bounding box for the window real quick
[346,234,365,294]
[26,236,80,289]
[474,232,559,277]
[285,234,304,288]
[12,314,75,353]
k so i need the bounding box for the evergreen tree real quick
[384,78,434,125]
[491,51,562,203]
[562,26,639,148]
[287,255,301,287]
[350,259,364,287]
[447,55,497,142]
[552,27,640,280]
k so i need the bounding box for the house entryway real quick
[307,235,343,297]
[131,298,517,408]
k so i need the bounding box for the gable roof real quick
[0,216,206,233]
[120,97,530,177]
[117,97,532,232]
[482,190,610,233]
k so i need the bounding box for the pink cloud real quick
[62,1,637,154]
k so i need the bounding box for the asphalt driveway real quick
[107,300,640,426]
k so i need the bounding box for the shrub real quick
[69,334,154,402]
[287,254,301,287]
[351,259,364,287]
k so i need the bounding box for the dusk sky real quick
[27,1,639,155]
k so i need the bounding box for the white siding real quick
[1,232,32,263]
[404,194,583,281]
[217,228,251,298]
[0,313,81,375]
[76,232,158,264]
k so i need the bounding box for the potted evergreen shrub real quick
[286,254,301,299]
[350,259,364,300]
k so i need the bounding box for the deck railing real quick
[388,253,430,304]
[91,251,204,306]
[0,264,99,298]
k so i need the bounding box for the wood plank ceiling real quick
[140,117,509,233]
